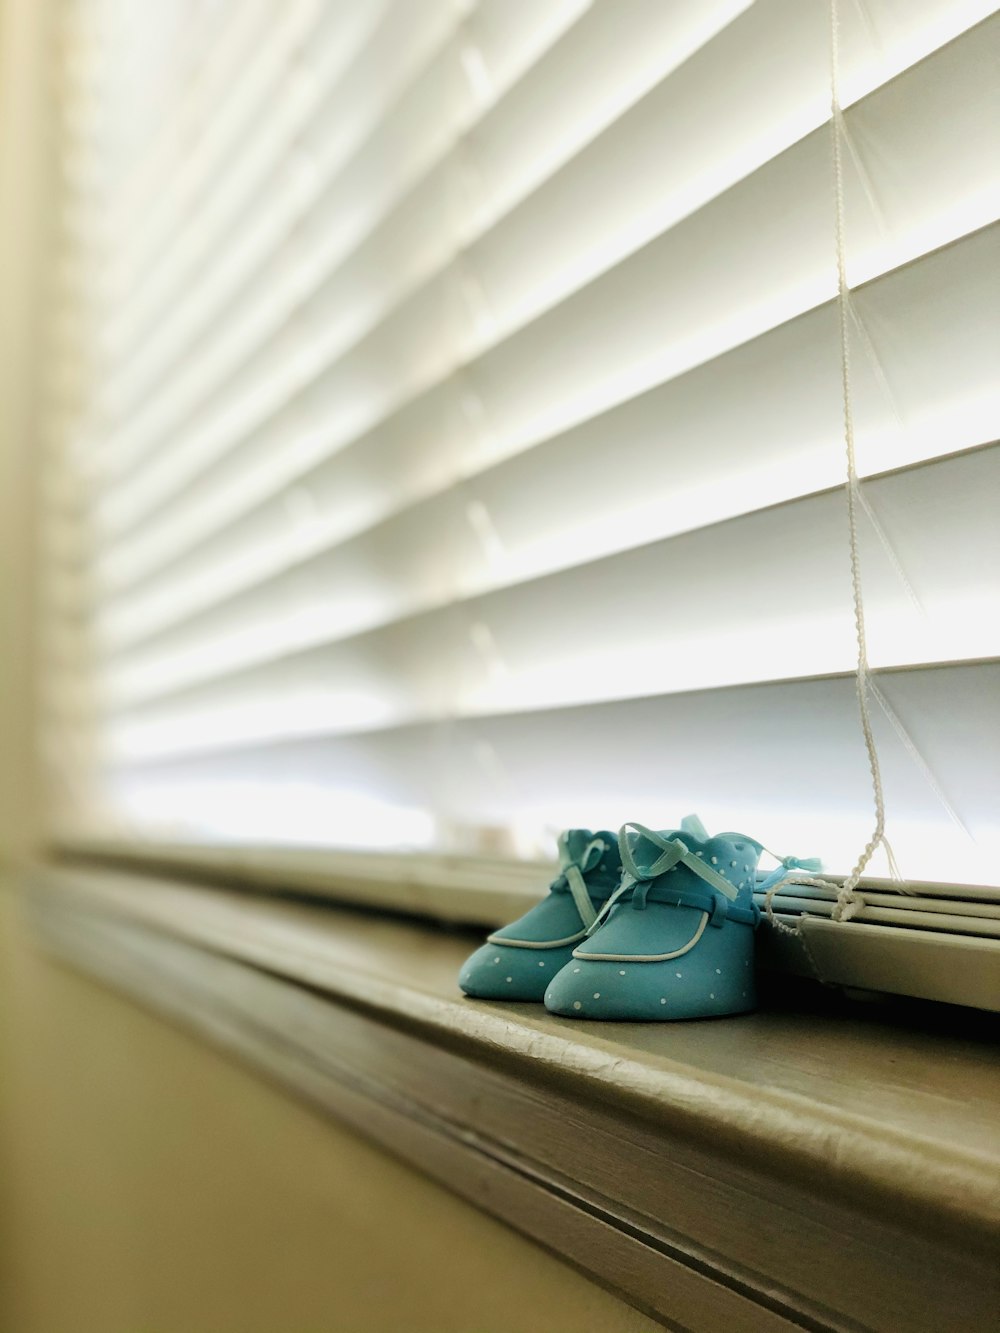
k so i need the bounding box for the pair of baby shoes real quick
[458,816,819,1021]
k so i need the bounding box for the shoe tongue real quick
[669,832,760,898]
[561,828,596,862]
[679,813,710,841]
[562,828,619,874]
[592,829,621,872]
[577,896,707,958]
[622,826,683,877]
[620,827,758,900]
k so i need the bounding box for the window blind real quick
[42,0,1000,922]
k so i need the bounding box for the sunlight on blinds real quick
[40,0,1000,891]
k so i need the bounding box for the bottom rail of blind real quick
[757,911,1000,1011]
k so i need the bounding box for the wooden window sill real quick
[25,863,1000,1333]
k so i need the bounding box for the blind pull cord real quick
[766,0,899,937]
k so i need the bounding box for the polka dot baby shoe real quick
[543,819,818,1022]
[459,829,622,1001]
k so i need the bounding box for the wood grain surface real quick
[27,865,1000,1332]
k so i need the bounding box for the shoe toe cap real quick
[545,953,756,1020]
[543,958,638,1018]
[458,941,565,1000]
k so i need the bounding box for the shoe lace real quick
[586,822,740,936]
[754,852,824,893]
[553,830,608,930]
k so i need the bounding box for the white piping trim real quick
[571,913,709,963]
[486,929,588,950]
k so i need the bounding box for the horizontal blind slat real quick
[85,662,1000,888]
[84,221,1000,656]
[102,0,332,326]
[98,0,462,413]
[94,0,740,475]
[87,448,1000,737]
[88,16,1000,560]
[42,0,1000,897]
[99,1,592,430]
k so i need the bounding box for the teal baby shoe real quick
[459,830,623,1001]
[543,819,818,1022]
